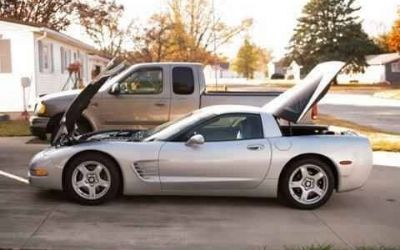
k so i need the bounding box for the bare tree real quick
[0,0,77,31]
[77,0,131,57]
[129,0,252,64]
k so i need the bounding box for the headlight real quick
[36,102,47,115]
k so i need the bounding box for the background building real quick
[0,19,108,114]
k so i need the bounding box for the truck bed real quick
[201,91,313,123]
[201,91,282,108]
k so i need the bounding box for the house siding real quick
[35,34,90,96]
[0,23,36,112]
[0,20,98,113]
[337,65,386,84]
[386,59,400,85]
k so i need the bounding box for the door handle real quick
[247,144,264,151]
[155,103,166,107]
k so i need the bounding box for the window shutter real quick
[0,39,12,73]
[50,43,54,73]
[38,40,43,73]
[60,47,65,73]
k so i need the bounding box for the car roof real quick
[198,105,264,116]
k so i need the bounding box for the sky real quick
[67,0,399,60]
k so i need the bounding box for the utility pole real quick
[212,0,218,88]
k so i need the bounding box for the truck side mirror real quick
[109,83,121,95]
[185,134,204,146]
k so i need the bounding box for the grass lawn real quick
[0,120,31,136]
[374,89,400,100]
[316,115,400,152]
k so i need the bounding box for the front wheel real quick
[64,153,121,205]
[279,158,334,209]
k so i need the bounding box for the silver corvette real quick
[29,60,372,209]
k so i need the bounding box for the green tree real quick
[373,33,391,53]
[287,0,380,74]
[232,38,260,79]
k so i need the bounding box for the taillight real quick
[311,105,318,120]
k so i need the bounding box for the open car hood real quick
[52,59,128,146]
[263,61,346,123]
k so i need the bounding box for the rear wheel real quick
[64,153,120,205]
[279,158,334,209]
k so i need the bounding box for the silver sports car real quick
[29,60,372,209]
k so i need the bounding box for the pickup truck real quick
[30,62,315,140]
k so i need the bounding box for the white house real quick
[203,63,238,79]
[0,19,108,114]
[267,60,302,80]
[337,53,400,85]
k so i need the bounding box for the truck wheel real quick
[278,158,334,209]
[64,153,121,205]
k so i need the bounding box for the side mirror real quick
[185,134,204,146]
[109,83,121,95]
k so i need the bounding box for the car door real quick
[158,113,272,190]
[96,66,171,130]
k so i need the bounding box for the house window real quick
[38,41,53,73]
[0,39,12,73]
[391,61,400,73]
[60,47,71,73]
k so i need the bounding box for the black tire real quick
[278,158,335,210]
[64,152,121,205]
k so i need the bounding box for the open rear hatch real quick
[263,61,346,123]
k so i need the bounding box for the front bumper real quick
[29,149,63,190]
[29,115,50,138]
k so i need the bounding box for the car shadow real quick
[34,190,68,203]
[25,137,49,145]
[114,195,284,209]
[34,190,285,208]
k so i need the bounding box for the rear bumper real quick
[337,144,373,192]
[29,116,49,137]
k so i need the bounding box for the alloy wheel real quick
[71,161,111,200]
[288,164,329,205]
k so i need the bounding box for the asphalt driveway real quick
[0,137,399,249]
[320,93,400,134]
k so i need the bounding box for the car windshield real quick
[131,110,211,142]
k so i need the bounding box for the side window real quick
[173,67,194,95]
[38,41,53,73]
[188,114,263,142]
[119,68,163,95]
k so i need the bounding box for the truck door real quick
[97,66,171,130]
[169,66,201,120]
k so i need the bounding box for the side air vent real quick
[132,161,159,182]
